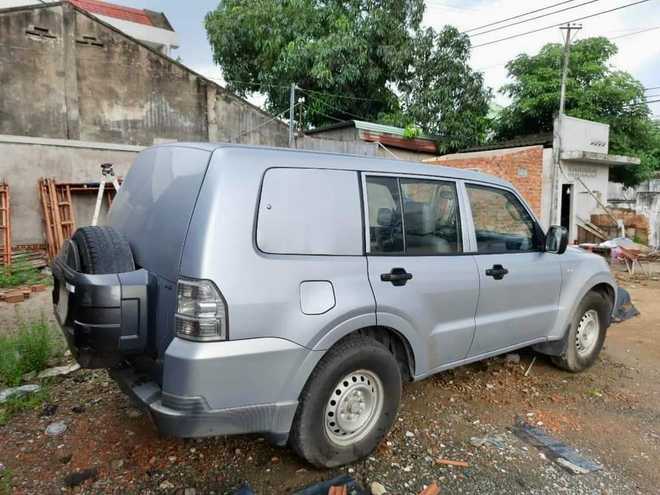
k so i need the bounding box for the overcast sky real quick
[129,0,660,117]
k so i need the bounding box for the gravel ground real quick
[1,276,658,494]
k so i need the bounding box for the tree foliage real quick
[205,1,490,151]
[495,37,658,186]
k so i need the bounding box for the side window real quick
[257,168,363,255]
[366,176,461,255]
[400,179,461,254]
[466,184,538,253]
[366,177,404,254]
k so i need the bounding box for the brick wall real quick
[429,145,545,215]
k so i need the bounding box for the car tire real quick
[551,291,612,372]
[289,335,402,468]
[71,226,135,274]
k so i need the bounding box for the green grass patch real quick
[0,386,49,427]
[0,260,48,288]
[0,465,13,495]
[0,320,63,387]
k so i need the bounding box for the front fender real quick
[547,264,617,342]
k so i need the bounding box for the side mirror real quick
[545,225,568,254]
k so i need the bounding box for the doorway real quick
[560,184,573,233]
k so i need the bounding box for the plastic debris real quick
[612,287,640,323]
[46,421,67,436]
[292,475,366,495]
[232,483,255,495]
[511,417,602,474]
[470,434,507,449]
[37,363,80,379]
[0,384,40,403]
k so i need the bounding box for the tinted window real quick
[466,185,538,253]
[366,177,404,254]
[366,176,461,255]
[400,179,461,254]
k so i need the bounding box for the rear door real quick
[364,174,480,373]
[464,183,562,357]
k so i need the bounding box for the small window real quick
[466,184,538,253]
[366,176,461,255]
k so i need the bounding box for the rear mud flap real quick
[612,287,639,323]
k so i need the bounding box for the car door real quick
[364,174,480,374]
[464,182,562,357]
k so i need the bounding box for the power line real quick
[464,0,579,33]
[469,0,602,38]
[472,0,651,49]
[645,86,660,91]
[611,25,660,38]
[229,102,301,141]
[302,91,372,121]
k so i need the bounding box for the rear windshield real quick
[108,146,211,281]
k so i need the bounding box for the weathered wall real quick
[0,3,289,147]
[0,135,141,244]
[428,145,545,216]
[74,7,207,144]
[0,5,68,138]
[211,89,289,147]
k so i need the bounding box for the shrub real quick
[0,320,61,386]
[0,260,46,288]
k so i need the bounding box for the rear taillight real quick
[175,278,227,341]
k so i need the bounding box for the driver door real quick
[465,183,562,357]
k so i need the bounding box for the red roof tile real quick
[69,0,154,27]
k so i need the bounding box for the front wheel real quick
[289,335,402,468]
[552,291,612,372]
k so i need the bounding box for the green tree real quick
[205,1,490,151]
[391,26,492,153]
[495,37,658,186]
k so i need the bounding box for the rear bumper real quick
[110,366,298,444]
[111,337,322,443]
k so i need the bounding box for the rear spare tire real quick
[70,226,135,274]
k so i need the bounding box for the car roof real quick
[151,142,512,188]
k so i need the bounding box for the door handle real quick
[380,267,413,286]
[485,264,509,280]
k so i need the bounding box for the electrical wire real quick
[472,0,651,49]
[464,0,580,33]
[611,25,660,38]
[469,0,602,38]
[229,102,301,141]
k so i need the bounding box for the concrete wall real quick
[0,3,289,146]
[0,135,141,245]
[0,5,68,138]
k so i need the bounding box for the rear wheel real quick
[289,335,401,468]
[552,291,612,372]
[70,226,135,274]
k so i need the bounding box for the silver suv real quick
[52,144,617,467]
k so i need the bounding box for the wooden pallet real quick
[0,183,11,266]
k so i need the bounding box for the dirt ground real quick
[1,274,659,494]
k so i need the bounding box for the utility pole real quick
[289,83,296,148]
[550,23,581,226]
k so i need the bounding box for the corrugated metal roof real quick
[352,120,434,140]
[69,0,173,30]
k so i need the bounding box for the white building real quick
[0,0,178,55]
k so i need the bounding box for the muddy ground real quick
[1,273,658,494]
